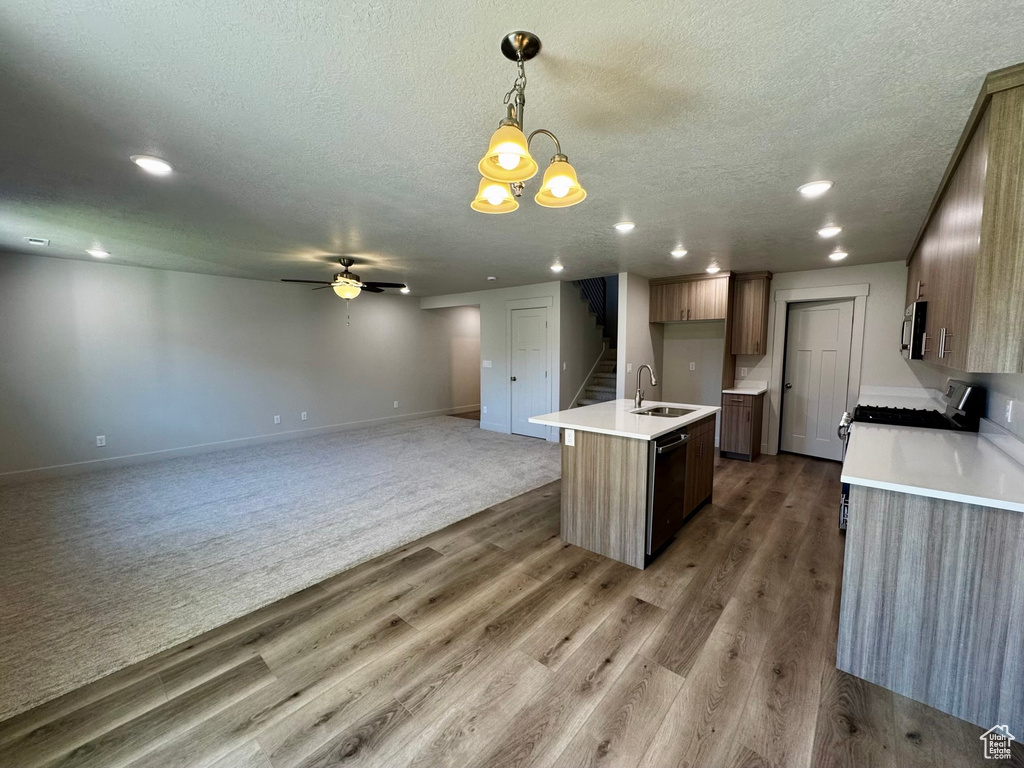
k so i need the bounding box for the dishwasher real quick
[645,427,692,555]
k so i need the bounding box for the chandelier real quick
[472,32,587,214]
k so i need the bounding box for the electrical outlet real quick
[740,367,748,377]
[274,415,281,424]
[565,428,576,446]
[1007,400,1014,424]
[95,435,106,447]
[482,406,488,414]
[301,411,308,421]
[689,362,696,371]
[482,360,493,368]
[626,363,633,373]
[394,401,399,409]
[562,362,567,371]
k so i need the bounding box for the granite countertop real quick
[529,399,720,440]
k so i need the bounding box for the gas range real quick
[852,403,976,431]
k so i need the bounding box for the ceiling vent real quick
[24,237,50,246]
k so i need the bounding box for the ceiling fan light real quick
[534,158,586,208]
[478,124,538,183]
[471,177,519,214]
[332,283,362,300]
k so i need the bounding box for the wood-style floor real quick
[1,452,1020,768]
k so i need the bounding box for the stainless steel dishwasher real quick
[645,427,692,555]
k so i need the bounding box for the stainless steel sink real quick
[634,406,697,418]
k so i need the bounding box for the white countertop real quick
[529,399,721,440]
[722,386,768,396]
[842,423,1024,513]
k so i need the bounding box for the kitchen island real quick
[529,399,720,569]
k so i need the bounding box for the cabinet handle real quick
[938,328,948,359]
[688,308,691,320]
[921,332,930,355]
[730,397,744,403]
[917,280,923,300]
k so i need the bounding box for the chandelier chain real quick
[502,51,527,109]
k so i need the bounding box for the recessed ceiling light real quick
[829,248,849,261]
[550,263,564,273]
[670,248,688,258]
[798,180,833,198]
[399,286,411,294]
[486,276,497,281]
[817,225,842,238]
[130,155,174,176]
[614,221,635,232]
[705,264,721,274]
[87,248,110,258]
[24,237,49,246]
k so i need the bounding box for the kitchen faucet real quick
[634,364,658,408]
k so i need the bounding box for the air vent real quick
[24,237,49,246]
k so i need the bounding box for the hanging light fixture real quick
[472,32,586,214]
[471,177,520,213]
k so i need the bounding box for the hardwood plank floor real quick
[3,454,1021,768]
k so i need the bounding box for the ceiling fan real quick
[281,257,407,300]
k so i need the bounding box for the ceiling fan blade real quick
[282,279,333,285]
[361,286,385,293]
[312,285,333,290]
[363,282,406,289]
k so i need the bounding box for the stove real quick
[852,404,975,431]
[836,380,985,529]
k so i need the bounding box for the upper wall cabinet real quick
[731,272,772,356]
[906,64,1024,373]
[649,275,729,323]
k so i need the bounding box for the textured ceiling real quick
[2,0,1024,295]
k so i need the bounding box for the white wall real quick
[559,282,607,409]
[421,282,562,439]
[0,253,465,479]
[732,260,947,452]
[430,306,481,410]
[616,272,663,401]
[661,321,726,442]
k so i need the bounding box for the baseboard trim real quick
[0,406,476,485]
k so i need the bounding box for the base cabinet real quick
[719,392,764,461]
[683,415,716,516]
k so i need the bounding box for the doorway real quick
[780,299,854,461]
[510,306,549,438]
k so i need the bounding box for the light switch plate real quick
[626,363,633,373]
[565,428,575,446]
[740,367,748,377]
[689,362,696,371]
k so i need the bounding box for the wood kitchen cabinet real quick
[649,275,729,323]
[730,272,772,355]
[719,392,764,461]
[683,415,716,515]
[905,65,1024,373]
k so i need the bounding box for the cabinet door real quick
[650,284,669,322]
[690,277,728,320]
[671,282,692,321]
[683,437,701,515]
[720,404,751,455]
[731,277,769,354]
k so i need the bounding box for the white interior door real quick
[780,299,854,461]
[510,307,549,439]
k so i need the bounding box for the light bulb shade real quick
[470,177,519,214]
[478,124,538,183]
[332,283,362,300]
[534,158,586,208]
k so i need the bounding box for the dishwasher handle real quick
[656,432,693,454]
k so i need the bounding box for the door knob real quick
[785,383,793,389]
[510,376,517,382]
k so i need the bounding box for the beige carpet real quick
[0,416,559,722]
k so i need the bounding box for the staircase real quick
[577,348,618,406]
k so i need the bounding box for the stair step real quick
[586,385,616,395]
[596,362,616,372]
[578,394,616,406]
[592,372,616,383]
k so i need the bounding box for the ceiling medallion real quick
[471,32,587,214]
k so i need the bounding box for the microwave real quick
[901,301,927,359]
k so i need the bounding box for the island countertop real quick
[529,399,721,440]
